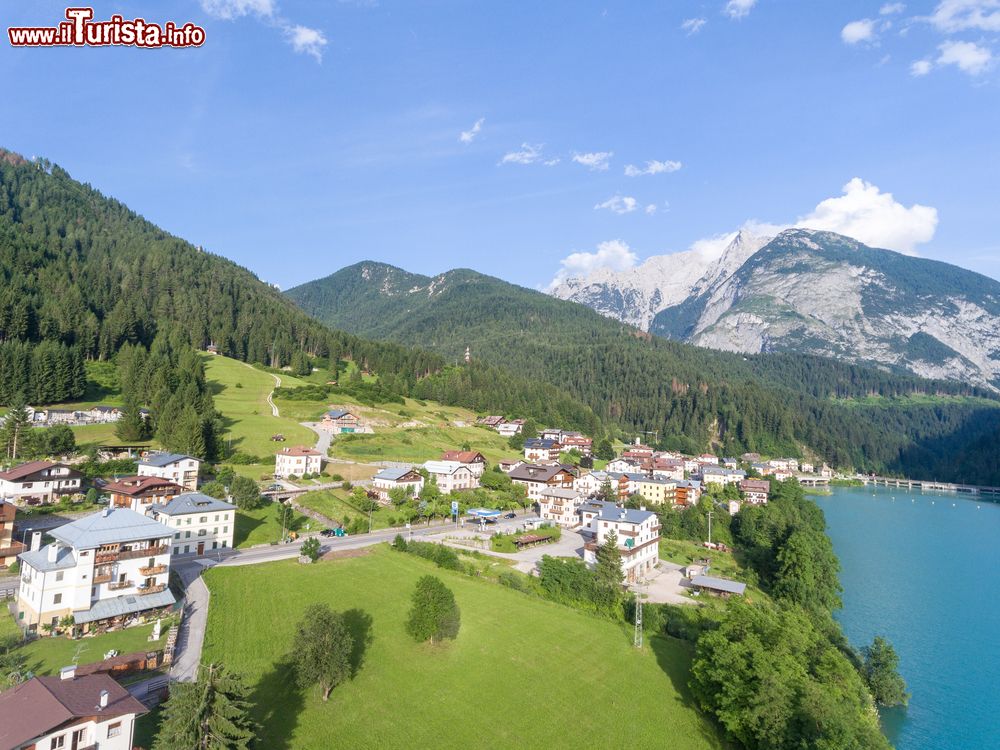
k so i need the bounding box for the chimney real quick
[60,665,75,681]
[30,531,42,552]
[99,689,109,709]
[47,543,58,563]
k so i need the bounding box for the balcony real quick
[116,544,169,562]
[108,580,134,591]
[0,541,26,559]
[139,564,167,576]
[137,583,167,596]
[93,573,113,584]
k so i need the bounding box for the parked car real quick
[503,511,517,519]
[320,528,337,537]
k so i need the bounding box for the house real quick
[477,415,504,428]
[652,456,685,482]
[634,476,677,505]
[509,463,576,501]
[771,468,793,482]
[103,476,182,513]
[274,446,323,478]
[682,458,700,474]
[819,463,833,479]
[1,500,25,568]
[498,459,522,473]
[44,409,79,425]
[800,461,815,474]
[700,466,746,487]
[741,452,762,463]
[539,428,564,441]
[0,461,83,505]
[622,443,654,462]
[16,508,175,634]
[137,452,200,492]
[582,501,660,583]
[423,461,479,494]
[697,453,720,466]
[149,492,237,556]
[440,451,487,477]
[559,433,593,456]
[573,470,607,497]
[523,438,562,462]
[320,409,363,434]
[606,458,641,473]
[766,458,790,472]
[0,671,147,750]
[372,467,425,502]
[691,574,746,598]
[496,419,525,437]
[739,478,771,505]
[538,487,585,526]
[674,479,702,506]
[722,457,739,470]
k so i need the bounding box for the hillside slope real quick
[286,261,1000,482]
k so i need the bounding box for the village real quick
[0,382,838,749]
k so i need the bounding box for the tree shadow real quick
[342,608,373,678]
[233,515,264,547]
[649,635,727,748]
[250,655,304,750]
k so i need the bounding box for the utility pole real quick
[707,510,713,546]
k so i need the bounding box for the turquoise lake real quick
[815,486,1000,750]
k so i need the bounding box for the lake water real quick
[814,486,1000,750]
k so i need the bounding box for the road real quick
[242,360,281,417]
[301,421,332,454]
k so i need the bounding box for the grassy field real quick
[1,619,172,677]
[200,547,725,750]
[658,538,760,592]
[204,355,317,458]
[234,502,311,548]
[329,425,518,465]
[296,489,398,531]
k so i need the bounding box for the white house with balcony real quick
[423,461,479,494]
[0,461,83,505]
[15,508,175,634]
[582,501,660,583]
[537,487,584,526]
[148,492,236,557]
[137,452,201,492]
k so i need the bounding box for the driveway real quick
[631,561,693,605]
[301,421,332,454]
[169,563,210,682]
[443,527,587,575]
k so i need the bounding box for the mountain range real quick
[552,228,1000,389]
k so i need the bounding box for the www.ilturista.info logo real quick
[8,7,205,48]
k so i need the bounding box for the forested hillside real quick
[288,262,1000,483]
[0,149,440,383]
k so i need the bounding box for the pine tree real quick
[1,395,32,460]
[292,604,353,700]
[116,398,147,442]
[153,663,257,750]
[594,532,624,590]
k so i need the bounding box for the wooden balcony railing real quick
[137,583,167,596]
[93,573,113,584]
[108,580,134,591]
[114,544,170,562]
[139,565,167,576]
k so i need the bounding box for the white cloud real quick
[724,0,757,20]
[543,158,561,166]
[594,195,638,215]
[499,143,544,166]
[201,0,275,19]
[645,204,658,215]
[842,19,877,44]
[547,239,638,289]
[937,39,994,74]
[624,159,683,176]
[284,25,327,61]
[459,118,485,144]
[880,2,906,14]
[927,0,1000,32]
[911,58,933,75]
[795,178,938,254]
[681,17,708,34]
[572,151,613,171]
[201,0,327,61]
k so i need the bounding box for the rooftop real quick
[277,446,322,457]
[509,463,569,482]
[19,544,77,573]
[325,409,354,419]
[0,460,66,482]
[423,460,466,475]
[101,475,182,496]
[49,507,172,549]
[73,588,176,624]
[596,504,656,525]
[691,575,747,595]
[138,452,196,468]
[0,673,147,749]
[374,467,421,481]
[540,487,582,500]
[151,492,236,516]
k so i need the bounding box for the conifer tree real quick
[153,663,257,750]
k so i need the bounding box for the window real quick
[200,516,207,523]
[174,533,180,539]
[107,722,122,738]
[53,593,62,605]
[50,734,66,749]
[198,529,206,537]
[213,528,218,535]
[55,571,64,582]
[186,518,192,525]
[223,526,228,534]
[214,514,220,521]
[185,531,191,539]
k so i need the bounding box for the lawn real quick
[204,355,317,457]
[3,619,173,677]
[69,423,161,452]
[658,538,759,590]
[329,425,518,465]
[200,547,725,750]
[234,502,311,548]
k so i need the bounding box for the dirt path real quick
[241,361,281,417]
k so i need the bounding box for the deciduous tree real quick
[405,575,460,644]
[292,604,354,701]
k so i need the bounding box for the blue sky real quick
[2,0,998,290]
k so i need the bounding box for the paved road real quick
[301,422,332,454]
[169,564,210,683]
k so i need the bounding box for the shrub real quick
[330,474,344,482]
